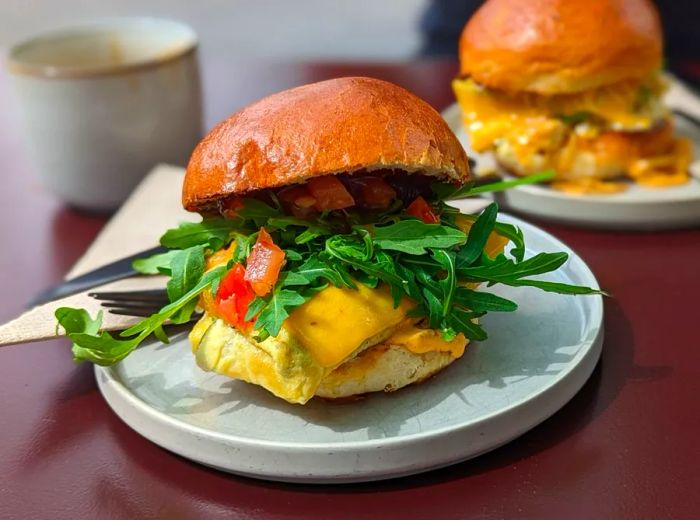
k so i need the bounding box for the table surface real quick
[1,58,699,520]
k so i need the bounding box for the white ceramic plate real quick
[96,213,603,484]
[442,102,700,230]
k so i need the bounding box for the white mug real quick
[8,18,203,211]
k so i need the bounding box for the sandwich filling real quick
[189,214,500,404]
[453,75,691,193]
[55,171,601,405]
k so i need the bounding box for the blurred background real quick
[0,0,426,61]
[2,0,698,65]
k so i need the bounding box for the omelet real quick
[453,75,692,193]
[190,284,468,405]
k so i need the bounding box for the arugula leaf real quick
[433,170,556,200]
[504,279,605,295]
[448,308,488,341]
[160,219,238,250]
[253,289,308,339]
[296,254,354,288]
[453,287,518,312]
[460,170,555,197]
[55,266,227,366]
[166,246,205,302]
[432,249,456,318]
[456,213,526,262]
[422,288,443,329]
[122,267,226,337]
[237,198,281,220]
[494,222,525,262]
[373,221,466,254]
[458,252,569,281]
[557,111,592,125]
[132,250,180,275]
[55,307,102,337]
[326,236,405,288]
[458,203,498,267]
[244,296,269,322]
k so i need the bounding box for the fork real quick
[89,289,177,318]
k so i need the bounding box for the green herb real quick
[433,170,556,200]
[634,84,652,112]
[132,249,180,275]
[372,221,466,254]
[56,267,226,365]
[160,219,239,250]
[557,111,592,125]
[57,195,603,364]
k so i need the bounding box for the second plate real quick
[442,102,700,230]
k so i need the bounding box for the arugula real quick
[132,249,180,275]
[160,219,239,250]
[56,193,603,365]
[557,111,592,125]
[431,170,556,200]
[372,221,466,254]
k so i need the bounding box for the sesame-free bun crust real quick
[183,77,470,211]
[315,344,457,399]
[459,0,662,94]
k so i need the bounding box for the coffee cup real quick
[8,18,203,211]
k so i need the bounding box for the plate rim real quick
[96,212,604,453]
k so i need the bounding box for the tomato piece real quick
[306,176,355,210]
[244,228,286,296]
[357,177,396,209]
[220,197,244,218]
[215,263,256,331]
[406,196,440,224]
[278,186,318,218]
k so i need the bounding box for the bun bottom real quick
[316,344,457,399]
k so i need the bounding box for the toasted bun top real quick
[183,77,470,211]
[459,0,662,95]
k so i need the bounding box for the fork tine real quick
[89,289,169,302]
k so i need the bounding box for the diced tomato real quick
[216,263,256,331]
[357,177,396,209]
[278,186,318,217]
[220,197,244,218]
[244,228,286,296]
[406,196,440,224]
[306,176,355,210]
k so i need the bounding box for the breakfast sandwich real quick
[57,77,600,404]
[452,0,692,194]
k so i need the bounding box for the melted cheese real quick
[453,77,691,193]
[285,284,412,368]
[453,76,665,132]
[385,325,467,358]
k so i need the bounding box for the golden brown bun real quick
[459,0,662,94]
[183,77,470,211]
[315,344,457,399]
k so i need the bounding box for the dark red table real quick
[1,59,698,519]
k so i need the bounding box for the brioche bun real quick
[183,77,470,212]
[459,0,662,95]
[315,344,457,399]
